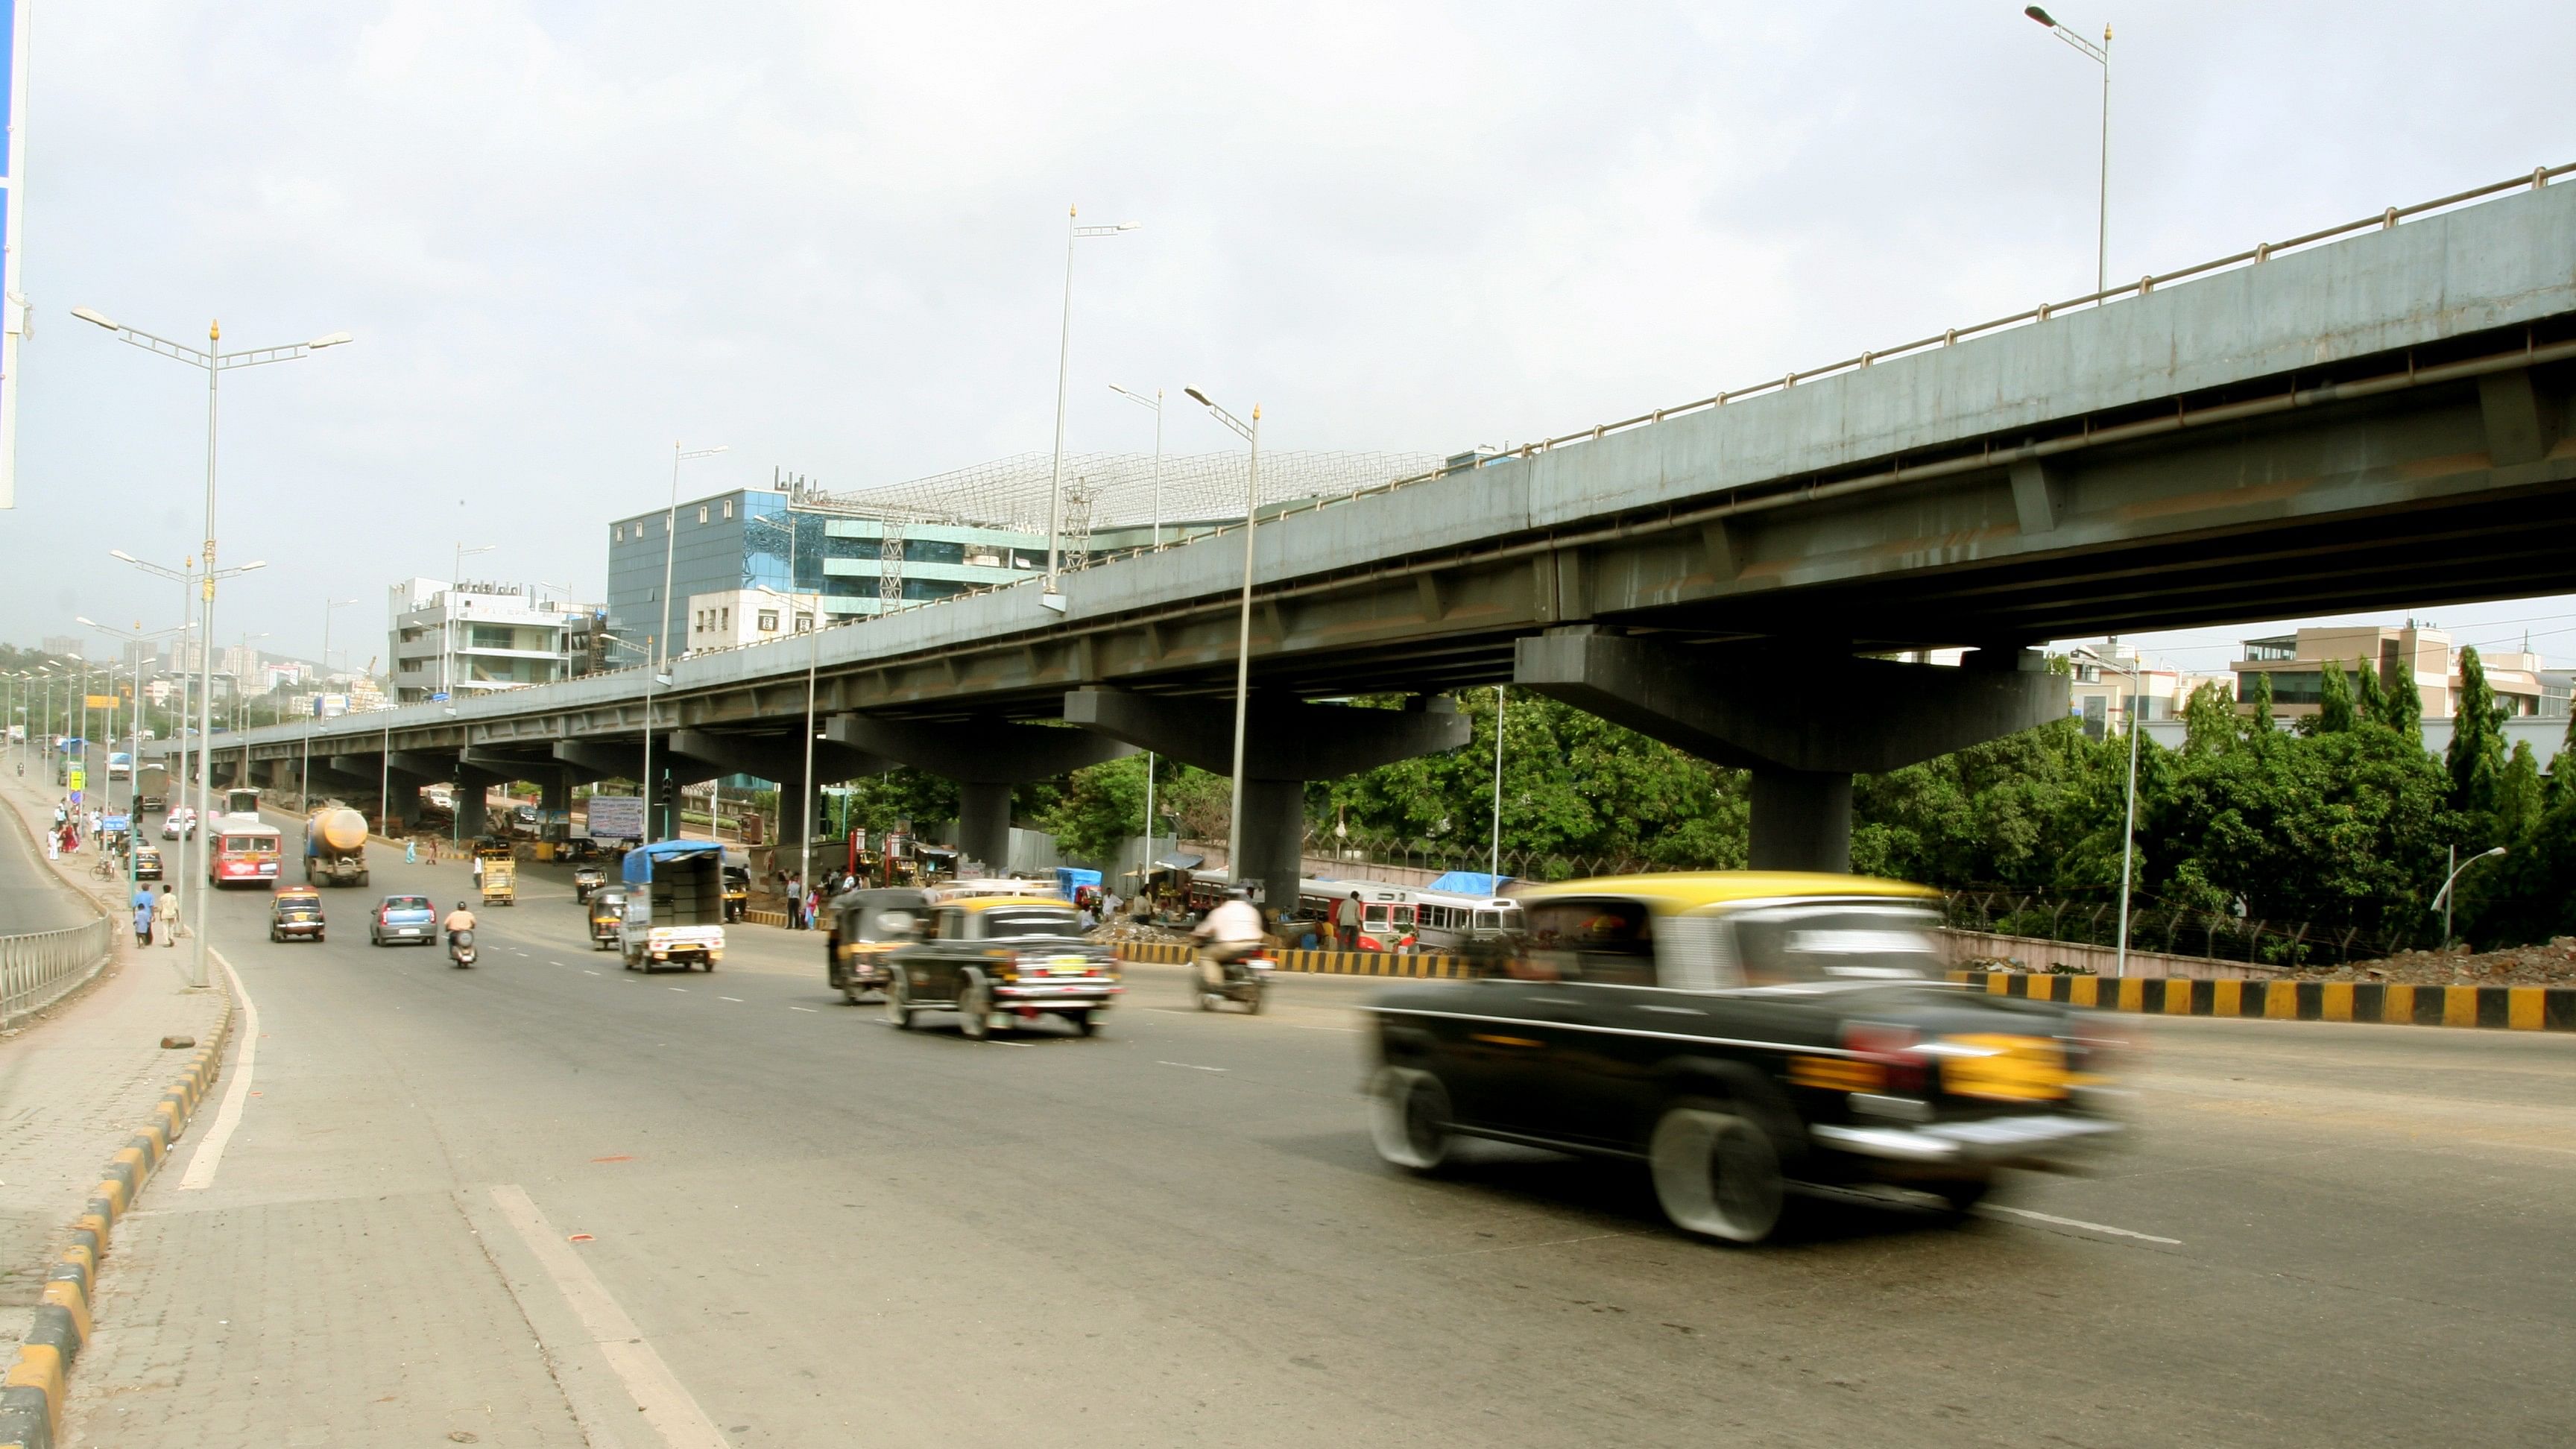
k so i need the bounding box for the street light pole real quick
[646,444,726,842]
[2433,845,2507,951]
[305,597,358,804]
[1184,387,1260,889]
[1489,685,1507,880]
[75,306,350,989]
[2023,7,2112,296]
[2074,645,2145,976]
[1045,209,1139,595]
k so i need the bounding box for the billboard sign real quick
[584,795,643,841]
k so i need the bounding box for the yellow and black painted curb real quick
[1949,970,2576,1031]
[0,976,236,1449]
[1116,941,1471,980]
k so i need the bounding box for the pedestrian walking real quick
[131,888,154,947]
[785,874,803,928]
[1332,890,1361,951]
[404,838,417,865]
[154,885,179,946]
[804,886,821,930]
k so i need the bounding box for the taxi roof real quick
[941,894,1080,913]
[272,886,321,899]
[1514,871,1939,913]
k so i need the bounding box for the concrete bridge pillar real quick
[1512,628,2066,874]
[333,754,427,833]
[1063,689,1471,904]
[824,716,1131,875]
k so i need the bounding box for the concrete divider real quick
[1950,969,2576,1031]
[0,968,237,1449]
[1117,940,1471,979]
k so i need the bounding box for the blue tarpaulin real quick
[1426,871,1510,897]
[622,838,724,886]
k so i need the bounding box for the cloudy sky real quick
[4,1,2572,679]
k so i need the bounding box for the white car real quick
[161,808,197,840]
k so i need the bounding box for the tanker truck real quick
[304,806,372,887]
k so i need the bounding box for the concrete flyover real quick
[159,169,2576,873]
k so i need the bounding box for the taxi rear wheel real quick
[886,970,915,1030]
[1649,1096,1786,1245]
[1368,1067,1454,1172]
[957,971,991,1041]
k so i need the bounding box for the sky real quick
[2,1,2573,680]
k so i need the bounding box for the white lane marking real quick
[583,970,600,976]
[488,1184,732,1449]
[1157,1060,1228,1073]
[549,961,564,966]
[1983,1205,2181,1245]
[718,997,743,1003]
[789,1006,818,1012]
[180,950,259,1191]
[669,986,688,992]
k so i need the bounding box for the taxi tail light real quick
[1840,1023,1928,1092]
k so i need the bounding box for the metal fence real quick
[1,915,113,1029]
[1940,892,2414,970]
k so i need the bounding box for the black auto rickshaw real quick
[722,865,750,922]
[827,887,930,1004]
[587,888,628,951]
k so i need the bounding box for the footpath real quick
[0,771,228,1375]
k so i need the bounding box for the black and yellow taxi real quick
[883,894,1120,1039]
[1362,872,2124,1244]
[132,843,164,882]
[269,885,327,944]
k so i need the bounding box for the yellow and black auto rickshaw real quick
[587,888,627,951]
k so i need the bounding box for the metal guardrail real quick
[1,915,113,1029]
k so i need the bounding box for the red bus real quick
[211,821,284,888]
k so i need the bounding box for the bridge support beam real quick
[1063,689,1470,902]
[333,755,429,833]
[824,716,1131,874]
[1513,628,2066,874]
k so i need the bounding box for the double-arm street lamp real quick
[76,306,347,990]
[1044,208,1139,602]
[1182,386,1262,891]
[2023,7,2112,296]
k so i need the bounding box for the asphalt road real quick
[65,826,2576,1447]
[0,754,98,935]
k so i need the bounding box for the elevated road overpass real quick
[175,165,2576,888]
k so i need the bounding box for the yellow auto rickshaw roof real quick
[1512,871,1939,914]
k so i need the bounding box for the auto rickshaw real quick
[476,839,517,906]
[826,887,930,1004]
[587,888,627,951]
[722,865,750,922]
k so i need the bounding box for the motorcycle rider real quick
[443,900,478,945]
[1191,887,1266,991]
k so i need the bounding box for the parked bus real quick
[1407,887,1524,953]
[1293,878,1421,952]
[210,821,285,888]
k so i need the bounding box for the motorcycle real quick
[449,927,478,969]
[1193,947,1272,1014]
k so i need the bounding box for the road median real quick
[1950,968,2576,1031]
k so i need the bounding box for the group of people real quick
[777,869,863,929]
[128,883,180,947]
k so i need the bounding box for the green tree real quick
[2354,658,2385,724]
[2552,714,2576,812]
[2445,645,2507,834]
[2383,654,2424,742]
[2246,671,2275,738]
[837,768,959,836]
[2315,657,2355,733]
[2494,739,2544,846]
[2182,681,2238,753]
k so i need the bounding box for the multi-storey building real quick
[388,578,591,704]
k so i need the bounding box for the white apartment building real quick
[389,578,587,704]
[684,587,821,654]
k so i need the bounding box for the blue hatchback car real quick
[370,894,438,947]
